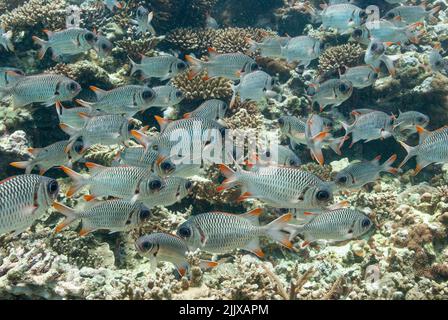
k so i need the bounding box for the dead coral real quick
[318,43,364,78]
[171,70,233,101]
[0,0,67,31]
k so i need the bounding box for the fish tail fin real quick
[382,154,399,174]
[398,142,415,168]
[339,121,352,148]
[265,213,294,249]
[245,37,257,53]
[52,202,78,233]
[216,164,238,192]
[282,223,304,242]
[10,160,33,174]
[32,36,48,59]
[428,6,440,24]
[185,55,203,79]
[4,30,14,52]
[147,11,156,35]
[60,166,87,197]
[129,56,140,76]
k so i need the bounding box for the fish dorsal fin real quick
[207,47,218,59]
[241,208,262,226]
[85,162,106,175]
[28,147,42,156]
[89,86,107,99]
[416,125,429,143]
[154,115,171,131]
[43,29,53,37]
[371,155,381,166]
[78,112,92,120]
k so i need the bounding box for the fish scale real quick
[184,99,227,121]
[0,175,58,235]
[137,176,191,207]
[130,54,186,80]
[343,110,394,145]
[114,147,159,168]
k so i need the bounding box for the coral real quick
[83,145,122,167]
[0,130,30,180]
[0,0,67,31]
[318,43,364,78]
[226,100,264,131]
[171,70,233,101]
[0,101,32,133]
[114,36,158,60]
[164,28,217,56]
[299,162,333,181]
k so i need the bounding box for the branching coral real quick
[164,28,217,56]
[318,43,364,78]
[0,100,32,133]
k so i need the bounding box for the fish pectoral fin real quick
[23,205,39,216]
[12,226,30,237]
[243,238,264,258]
[199,260,218,270]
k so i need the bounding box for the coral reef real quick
[318,43,365,79]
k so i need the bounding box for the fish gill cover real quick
[0,0,447,300]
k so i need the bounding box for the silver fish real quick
[0,175,59,236]
[177,209,293,257]
[137,176,193,208]
[53,200,151,236]
[76,85,156,116]
[286,208,374,247]
[10,140,85,175]
[231,70,276,107]
[321,4,367,34]
[0,73,81,108]
[278,116,307,149]
[101,0,123,11]
[218,163,334,209]
[247,36,289,58]
[393,110,429,141]
[308,79,353,111]
[399,126,448,175]
[147,85,184,109]
[334,154,398,189]
[206,13,219,29]
[183,99,228,121]
[339,65,378,88]
[131,6,156,35]
[186,49,258,80]
[364,40,397,77]
[384,5,440,25]
[341,110,394,147]
[257,145,301,167]
[428,45,447,74]
[364,20,423,45]
[130,54,188,80]
[135,233,217,276]
[0,28,14,52]
[55,102,104,129]
[113,146,159,168]
[61,162,165,200]
[32,28,97,60]
[156,155,205,178]
[94,35,113,58]
[280,36,321,66]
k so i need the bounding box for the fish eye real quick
[68,81,79,91]
[185,180,193,189]
[435,60,442,66]
[177,62,187,70]
[142,89,154,100]
[265,150,271,158]
[337,175,348,184]
[371,43,378,51]
[339,82,349,93]
[250,63,259,71]
[149,179,162,190]
[47,180,59,195]
[362,218,371,228]
[140,240,152,251]
[152,144,159,151]
[101,42,110,50]
[175,90,183,99]
[140,208,151,220]
[128,123,135,131]
[372,72,379,79]
[178,225,191,238]
[278,118,285,127]
[161,161,174,172]
[137,7,147,17]
[359,11,367,19]
[85,32,95,42]
[353,29,363,37]
[416,116,427,124]
[73,141,84,153]
[289,159,297,166]
[316,190,330,201]
[387,12,395,19]
[270,78,275,86]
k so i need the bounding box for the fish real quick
[10,140,85,175]
[280,36,321,66]
[334,154,398,189]
[55,101,104,129]
[183,99,228,122]
[320,4,367,34]
[130,6,156,35]
[0,67,24,87]
[217,163,334,209]
[339,65,378,88]
[147,85,184,109]
[94,34,113,58]
[135,233,218,277]
[384,5,440,25]
[0,27,14,52]
[0,175,59,236]
[0,73,81,108]
[285,208,374,247]
[53,200,151,236]
[101,0,122,11]
[129,54,188,80]
[186,49,258,80]
[364,40,397,77]
[399,126,448,175]
[61,162,165,200]
[230,70,276,107]
[205,12,219,29]
[341,110,395,147]
[308,79,353,111]
[131,117,226,159]
[393,110,430,140]
[112,146,159,168]
[278,116,307,149]
[136,176,193,208]
[364,20,424,45]
[257,145,301,167]
[247,36,289,58]
[427,44,447,74]
[76,85,157,116]
[156,155,205,178]
[32,28,97,60]
[176,209,293,257]
[60,113,134,152]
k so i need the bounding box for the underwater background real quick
[0,0,447,300]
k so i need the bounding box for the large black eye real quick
[152,145,159,151]
[250,63,259,71]
[371,43,378,51]
[175,90,183,99]
[149,179,162,190]
[353,29,363,37]
[101,43,109,50]
[128,123,135,131]
[69,81,78,91]
[265,150,271,158]
[289,159,297,166]
[386,12,395,19]
[270,78,275,86]
[339,83,349,93]
[141,240,152,251]
[359,11,367,19]
[372,72,378,79]
[142,89,154,100]
[316,190,330,201]
[185,180,192,189]
[337,175,347,183]
[85,32,95,42]
[178,225,191,238]
[278,118,285,126]
[362,218,371,228]
[47,180,59,195]
[161,161,174,172]
[74,141,84,153]
[177,62,187,70]
[140,208,151,220]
